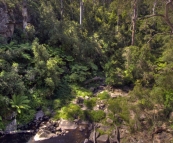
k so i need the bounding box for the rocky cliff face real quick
[0,2,14,38]
[0,1,28,40]
[0,5,13,38]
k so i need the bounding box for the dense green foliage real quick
[87,110,106,122]
[0,0,173,130]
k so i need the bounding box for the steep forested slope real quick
[0,1,173,141]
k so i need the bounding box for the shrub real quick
[108,98,130,123]
[87,110,106,122]
[84,97,97,109]
[129,82,154,110]
[53,99,62,109]
[18,109,36,124]
[71,84,93,97]
[0,116,5,130]
[58,104,84,120]
[129,117,141,133]
[69,64,90,82]
[108,99,122,114]
[97,91,110,100]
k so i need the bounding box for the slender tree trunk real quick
[131,0,138,45]
[22,0,28,32]
[80,0,83,25]
[60,0,63,21]
[152,0,157,15]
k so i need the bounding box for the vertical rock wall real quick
[0,1,28,39]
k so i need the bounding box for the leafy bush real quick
[53,99,62,109]
[129,81,154,110]
[108,98,130,123]
[69,64,90,82]
[10,95,30,114]
[0,71,26,96]
[18,109,36,124]
[30,91,45,109]
[129,118,141,133]
[108,99,122,114]
[84,97,97,109]
[0,95,10,117]
[97,91,110,99]
[87,110,106,122]
[0,116,5,130]
[57,104,84,120]
[104,52,124,86]
[71,84,93,97]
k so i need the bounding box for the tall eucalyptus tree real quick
[80,0,84,25]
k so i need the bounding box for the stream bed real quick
[0,126,89,143]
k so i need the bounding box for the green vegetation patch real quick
[84,97,97,109]
[55,103,84,120]
[71,84,93,97]
[87,110,106,122]
[97,91,110,100]
[108,98,130,123]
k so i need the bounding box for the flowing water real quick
[0,134,33,143]
[0,125,89,143]
[28,128,88,143]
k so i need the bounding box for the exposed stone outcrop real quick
[34,129,57,141]
[0,1,29,40]
[59,119,78,130]
[0,5,14,38]
[5,119,17,132]
[97,134,109,143]
[35,110,44,120]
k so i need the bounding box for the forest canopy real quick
[0,0,173,131]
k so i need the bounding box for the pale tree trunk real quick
[131,0,138,45]
[80,0,84,25]
[22,0,28,32]
[60,0,63,21]
[152,0,157,15]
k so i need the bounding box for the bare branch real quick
[164,0,173,32]
[140,0,173,33]
[147,32,171,43]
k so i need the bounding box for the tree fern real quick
[10,95,30,114]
